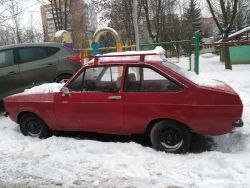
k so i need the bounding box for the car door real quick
[54,66,125,133]
[0,49,23,100]
[122,66,185,134]
[17,47,59,89]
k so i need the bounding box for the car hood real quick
[4,92,57,103]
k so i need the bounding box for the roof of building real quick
[228,26,250,40]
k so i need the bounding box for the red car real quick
[3,48,244,153]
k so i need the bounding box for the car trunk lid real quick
[198,79,237,94]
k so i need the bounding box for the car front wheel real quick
[150,120,191,154]
[20,113,51,138]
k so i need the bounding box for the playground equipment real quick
[55,27,193,72]
[92,27,122,55]
[54,30,74,51]
[83,40,192,66]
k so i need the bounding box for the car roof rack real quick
[86,53,158,65]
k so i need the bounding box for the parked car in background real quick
[3,47,244,153]
[0,42,81,107]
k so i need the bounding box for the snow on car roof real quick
[87,46,167,64]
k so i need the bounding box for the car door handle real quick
[7,71,18,76]
[108,96,122,100]
[47,63,55,67]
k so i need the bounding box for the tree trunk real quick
[222,44,232,70]
[222,32,232,70]
[142,0,154,43]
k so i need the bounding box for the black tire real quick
[150,120,191,154]
[20,113,51,138]
[55,74,72,84]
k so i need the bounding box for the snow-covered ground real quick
[1,54,250,188]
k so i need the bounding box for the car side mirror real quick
[62,87,70,96]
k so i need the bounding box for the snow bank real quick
[0,54,250,188]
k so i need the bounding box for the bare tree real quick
[108,0,144,45]
[92,0,144,46]
[38,0,89,48]
[96,0,178,44]
[0,0,12,26]
[7,0,24,43]
[91,0,112,23]
[38,0,71,31]
[233,1,250,31]
[0,0,44,44]
[21,12,44,43]
[0,25,15,46]
[206,0,249,70]
[142,0,176,43]
[86,2,98,32]
[23,12,35,43]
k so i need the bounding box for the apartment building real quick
[41,0,88,49]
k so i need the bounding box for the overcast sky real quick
[20,0,42,29]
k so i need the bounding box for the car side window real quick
[18,47,48,63]
[124,66,182,92]
[68,66,123,92]
[45,47,60,56]
[0,50,14,68]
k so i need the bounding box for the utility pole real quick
[133,0,140,51]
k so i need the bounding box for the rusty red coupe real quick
[3,48,244,153]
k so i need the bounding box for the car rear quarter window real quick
[124,66,182,92]
[161,61,225,87]
[0,49,14,68]
[18,47,48,63]
[45,47,60,56]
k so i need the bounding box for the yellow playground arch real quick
[92,27,122,55]
[54,30,73,51]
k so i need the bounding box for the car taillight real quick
[67,56,81,62]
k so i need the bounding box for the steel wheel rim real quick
[25,119,42,137]
[160,127,183,149]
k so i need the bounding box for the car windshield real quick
[161,61,225,86]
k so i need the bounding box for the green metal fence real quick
[139,40,192,70]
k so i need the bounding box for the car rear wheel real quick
[20,113,51,138]
[55,74,72,84]
[150,120,191,154]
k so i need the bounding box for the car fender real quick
[146,112,192,132]
[4,93,60,130]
